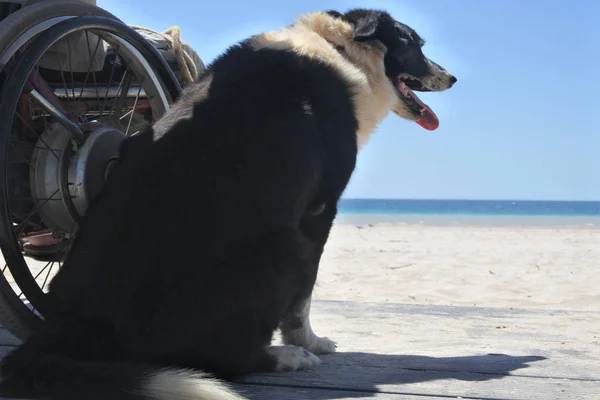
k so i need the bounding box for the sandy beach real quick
[312,222,600,311]
[2,221,599,313]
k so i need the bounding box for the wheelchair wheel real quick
[0,13,182,340]
[0,0,119,69]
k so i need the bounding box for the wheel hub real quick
[30,122,126,234]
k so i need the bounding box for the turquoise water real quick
[335,199,600,227]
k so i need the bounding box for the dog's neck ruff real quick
[253,12,400,149]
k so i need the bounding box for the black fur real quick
[0,18,358,400]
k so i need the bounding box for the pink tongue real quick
[399,82,439,131]
[415,103,439,131]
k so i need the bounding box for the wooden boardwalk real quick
[0,299,598,399]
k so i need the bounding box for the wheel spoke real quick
[125,77,144,135]
[40,233,75,290]
[54,43,73,120]
[40,259,57,291]
[14,189,60,237]
[107,67,132,127]
[13,113,61,160]
[66,34,77,121]
[17,237,69,298]
[85,30,102,119]
[100,45,119,118]
[77,30,102,106]
[8,140,61,152]
[11,197,62,202]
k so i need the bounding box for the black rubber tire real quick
[0,12,182,342]
[0,0,119,64]
[0,1,120,343]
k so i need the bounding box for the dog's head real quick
[328,9,457,130]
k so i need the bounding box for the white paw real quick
[280,297,337,355]
[309,335,337,355]
[268,345,321,372]
[283,330,338,355]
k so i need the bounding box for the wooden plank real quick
[273,300,600,380]
[239,360,599,400]
[0,300,598,399]
[231,383,449,399]
[236,300,600,400]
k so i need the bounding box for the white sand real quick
[3,223,599,312]
[313,223,600,311]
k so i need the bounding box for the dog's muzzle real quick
[421,58,457,92]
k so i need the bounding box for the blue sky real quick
[100,0,600,201]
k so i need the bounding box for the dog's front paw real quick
[283,330,337,355]
[268,345,321,372]
[309,336,337,354]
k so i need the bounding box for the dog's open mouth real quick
[396,76,439,131]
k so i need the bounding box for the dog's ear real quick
[352,15,380,42]
[324,10,343,19]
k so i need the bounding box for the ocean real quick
[335,199,600,228]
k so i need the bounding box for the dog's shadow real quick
[235,351,547,399]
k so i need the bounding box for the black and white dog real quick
[0,8,456,400]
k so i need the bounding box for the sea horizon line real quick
[340,198,600,203]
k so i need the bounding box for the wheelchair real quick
[0,0,194,340]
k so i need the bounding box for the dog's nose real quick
[449,75,457,87]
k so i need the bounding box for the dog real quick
[0,8,456,400]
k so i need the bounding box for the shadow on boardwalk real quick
[236,351,547,399]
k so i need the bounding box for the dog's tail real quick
[0,337,246,400]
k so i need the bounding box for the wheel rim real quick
[0,16,182,323]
